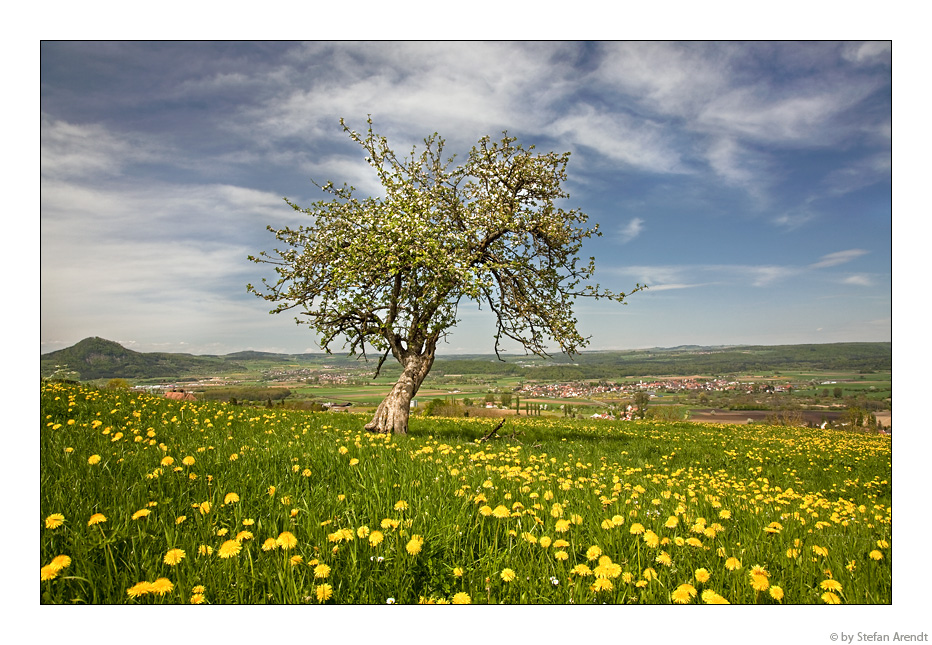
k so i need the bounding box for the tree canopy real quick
[248,118,643,433]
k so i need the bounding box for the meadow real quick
[40,380,891,604]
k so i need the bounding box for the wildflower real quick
[290,555,303,566]
[812,545,829,558]
[820,579,843,593]
[216,528,229,537]
[492,505,511,519]
[629,523,645,535]
[550,576,560,586]
[161,456,174,467]
[655,551,673,567]
[164,549,185,566]
[821,591,842,604]
[192,585,206,594]
[478,505,493,517]
[88,455,101,465]
[611,514,625,526]
[127,581,152,598]
[41,565,59,581]
[500,568,516,582]
[314,564,331,579]
[386,597,396,604]
[590,577,613,592]
[749,573,770,592]
[349,458,359,466]
[718,509,731,519]
[198,545,213,556]
[150,578,174,595]
[182,456,195,466]
[243,518,255,526]
[586,546,602,561]
[394,500,408,512]
[551,503,564,518]
[45,514,65,530]
[235,530,253,542]
[451,592,471,604]
[406,535,424,555]
[316,583,333,602]
[555,519,571,533]
[685,537,703,548]
[267,486,276,496]
[381,518,399,530]
[725,557,742,571]
[701,589,730,604]
[672,583,697,604]
[571,564,593,577]
[642,567,658,581]
[539,536,552,548]
[262,538,279,551]
[554,550,569,561]
[769,585,784,601]
[369,531,384,547]
[131,509,151,520]
[664,515,679,529]
[553,539,570,548]
[199,501,211,515]
[218,540,242,559]
[176,515,187,525]
[643,530,660,548]
[190,593,205,604]
[277,531,298,550]
[869,550,883,561]
[224,492,240,505]
[694,568,711,584]
[453,567,463,577]
[357,526,370,539]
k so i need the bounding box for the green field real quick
[40,380,891,605]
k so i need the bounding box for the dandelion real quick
[869,550,883,561]
[749,573,770,592]
[555,519,571,533]
[262,538,279,551]
[655,551,673,567]
[821,591,842,604]
[243,518,255,526]
[45,514,65,529]
[406,535,424,555]
[701,589,730,604]
[161,456,174,467]
[642,567,658,581]
[224,492,240,505]
[150,578,174,596]
[49,555,72,571]
[539,536,552,548]
[769,585,784,601]
[492,505,511,519]
[199,501,211,515]
[500,568,516,582]
[478,505,493,517]
[554,550,569,561]
[394,500,409,512]
[164,549,185,566]
[812,545,829,558]
[820,579,843,593]
[664,515,679,529]
[316,583,333,602]
[290,555,303,566]
[611,514,625,526]
[190,593,205,604]
[126,581,152,598]
[198,545,213,556]
[192,585,206,594]
[41,565,59,581]
[357,526,370,539]
[235,530,254,542]
[277,531,298,550]
[88,454,101,465]
[672,583,697,604]
[349,458,359,466]
[586,546,602,561]
[131,509,151,520]
[451,592,471,604]
[314,564,331,579]
[590,577,614,592]
[725,557,742,571]
[629,523,645,535]
[182,456,195,466]
[643,530,660,548]
[218,540,242,559]
[267,486,276,496]
[695,568,711,584]
[571,564,593,577]
[176,516,187,525]
[369,531,384,547]
[453,567,463,578]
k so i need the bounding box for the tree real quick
[633,391,650,419]
[248,118,643,434]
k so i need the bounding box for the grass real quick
[40,380,891,604]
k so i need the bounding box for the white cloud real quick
[842,274,873,287]
[810,249,869,269]
[618,217,645,244]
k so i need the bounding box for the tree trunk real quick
[365,352,434,435]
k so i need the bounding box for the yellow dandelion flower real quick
[314,563,331,579]
[812,545,829,557]
[198,544,213,556]
[192,585,206,594]
[554,550,569,561]
[500,568,516,582]
[749,573,770,592]
[88,454,101,465]
[235,530,253,542]
[267,486,276,496]
[769,585,784,601]
[655,551,673,567]
[451,592,471,604]
[190,593,205,604]
[701,589,730,604]
[87,512,107,526]
[394,500,409,512]
[555,519,571,533]
[316,583,333,602]
[131,509,151,520]
[492,505,511,519]
[369,530,384,547]
[150,578,174,595]
[262,538,279,551]
[161,456,174,467]
[478,505,493,517]
[869,550,883,561]
[586,546,602,561]
[224,492,240,505]
[643,530,660,548]
[821,591,842,604]
[539,536,552,548]
[127,581,152,598]
[611,514,625,526]
[453,567,464,577]
[290,555,303,566]
[175,515,187,525]
[643,567,658,581]
[41,564,59,581]
[664,515,679,529]
[199,501,211,515]
[218,539,242,559]
[406,535,424,555]
[629,523,645,535]
[182,456,195,466]
[672,583,697,604]
[820,579,843,592]
[49,555,72,571]
[590,577,614,592]
[571,564,593,577]
[349,458,359,466]
[45,514,65,529]
[553,539,570,548]
[725,557,742,571]
[695,568,711,583]
[164,549,185,566]
[381,518,399,530]
[277,531,298,550]
[357,526,370,539]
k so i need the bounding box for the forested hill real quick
[41,337,891,382]
[430,342,892,380]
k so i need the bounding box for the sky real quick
[40,41,892,357]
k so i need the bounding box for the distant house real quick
[165,390,196,401]
[324,402,353,412]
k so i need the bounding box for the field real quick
[40,380,892,605]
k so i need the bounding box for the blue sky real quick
[40,41,891,356]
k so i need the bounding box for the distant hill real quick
[41,337,892,382]
[40,337,243,381]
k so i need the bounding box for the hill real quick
[41,337,892,382]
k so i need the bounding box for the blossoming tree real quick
[248,118,643,434]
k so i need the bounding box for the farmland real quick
[40,379,891,605]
